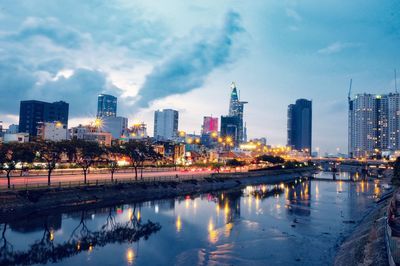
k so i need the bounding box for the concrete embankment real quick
[0,167,316,223]
[335,169,394,266]
[334,198,389,266]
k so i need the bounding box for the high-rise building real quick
[202,116,218,134]
[220,115,240,145]
[228,82,247,143]
[154,109,179,140]
[348,93,400,157]
[101,116,128,139]
[287,99,312,153]
[19,100,69,137]
[97,94,117,118]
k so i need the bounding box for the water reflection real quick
[0,205,161,265]
[0,172,382,265]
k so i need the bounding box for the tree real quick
[0,143,36,188]
[138,144,162,179]
[105,144,124,182]
[72,140,104,184]
[255,155,285,165]
[14,143,36,176]
[226,159,246,167]
[120,141,162,180]
[35,141,64,186]
[120,141,142,180]
[211,162,224,173]
[0,144,16,189]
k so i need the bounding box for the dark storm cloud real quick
[135,11,244,109]
[0,63,123,116]
[36,69,123,116]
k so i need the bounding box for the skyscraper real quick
[19,100,69,137]
[228,82,247,143]
[348,93,400,157]
[154,109,179,140]
[220,115,240,145]
[287,99,312,153]
[97,94,117,118]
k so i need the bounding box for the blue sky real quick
[0,0,399,153]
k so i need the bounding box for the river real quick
[0,171,382,266]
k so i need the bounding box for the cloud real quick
[134,11,245,109]
[0,61,124,117]
[286,8,302,22]
[7,17,86,49]
[0,59,37,113]
[35,68,123,116]
[317,41,361,55]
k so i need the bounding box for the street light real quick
[179,131,186,137]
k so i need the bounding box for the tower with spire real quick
[228,82,247,144]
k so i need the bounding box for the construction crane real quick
[348,78,353,104]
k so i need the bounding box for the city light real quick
[94,118,103,128]
[126,248,135,264]
[176,215,182,232]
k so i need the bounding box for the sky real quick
[0,0,399,154]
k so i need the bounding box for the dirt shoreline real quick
[0,167,317,223]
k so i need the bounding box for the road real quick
[0,169,220,187]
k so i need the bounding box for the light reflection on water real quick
[0,172,381,265]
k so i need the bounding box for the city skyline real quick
[0,1,399,154]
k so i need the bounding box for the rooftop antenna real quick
[395,69,398,93]
[348,78,352,103]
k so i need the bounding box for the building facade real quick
[37,122,68,141]
[154,109,179,140]
[128,123,148,139]
[97,94,117,118]
[70,124,112,146]
[202,116,218,134]
[349,93,400,157]
[220,115,240,145]
[3,133,29,143]
[6,124,19,134]
[228,82,247,143]
[287,99,312,153]
[101,116,128,139]
[19,100,69,137]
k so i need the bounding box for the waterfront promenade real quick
[0,168,218,190]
